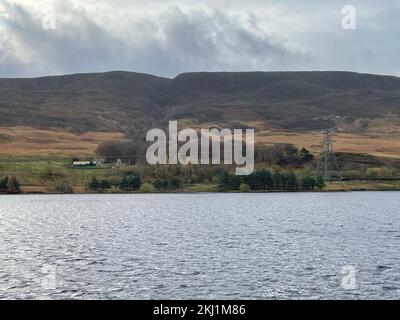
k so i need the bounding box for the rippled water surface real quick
[0,192,399,299]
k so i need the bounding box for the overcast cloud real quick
[0,0,399,78]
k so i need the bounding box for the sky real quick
[0,0,399,78]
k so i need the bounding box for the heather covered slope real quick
[164,71,400,131]
[0,71,400,133]
[0,71,170,132]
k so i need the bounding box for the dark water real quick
[0,192,399,299]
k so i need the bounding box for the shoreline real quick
[17,180,400,194]
[2,188,400,195]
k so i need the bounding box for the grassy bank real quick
[1,155,400,194]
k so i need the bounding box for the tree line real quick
[88,174,184,192]
[86,169,324,193]
[218,169,325,192]
[88,174,142,191]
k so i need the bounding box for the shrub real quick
[272,172,283,190]
[0,176,21,194]
[302,176,316,190]
[218,171,230,191]
[168,177,182,190]
[228,174,241,190]
[139,183,154,193]
[239,183,251,193]
[153,178,167,191]
[99,180,111,190]
[286,172,298,191]
[316,176,326,189]
[119,176,129,190]
[88,177,100,190]
[0,176,7,192]
[9,176,20,193]
[120,175,141,191]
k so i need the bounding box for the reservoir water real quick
[0,192,399,299]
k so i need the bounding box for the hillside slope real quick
[0,71,400,133]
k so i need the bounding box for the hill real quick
[1,71,400,134]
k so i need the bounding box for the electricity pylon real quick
[317,116,343,184]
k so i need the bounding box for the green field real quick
[1,155,400,194]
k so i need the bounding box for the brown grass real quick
[256,131,400,159]
[0,126,125,157]
[1,126,399,160]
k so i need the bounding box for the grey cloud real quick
[0,0,309,77]
[147,8,307,75]
[0,0,399,78]
[0,1,128,76]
